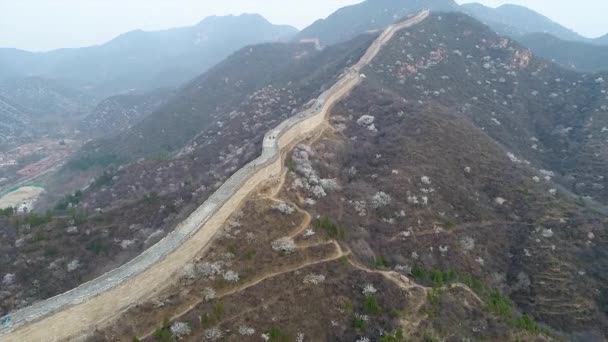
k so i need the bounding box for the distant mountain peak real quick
[596,33,608,44]
[196,13,281,28]
[460,2,584,42]
[0,13,298,96]
[199,13,245,22]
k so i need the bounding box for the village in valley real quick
[0,138,79,212]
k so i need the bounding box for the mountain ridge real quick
[296,0,608,48]
[295,0,456,46]
[0,95,31,145]
[459,3,586,42]
[0,76,94,117]
[0,14,298,96]
[520,32,608,72]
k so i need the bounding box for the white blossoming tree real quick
[371,191,392,208]
[170,321,191,339]
[362,283,378,296]
[272,237,296,254]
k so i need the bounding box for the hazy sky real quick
[0,0,362,51]
[1,0,607,52]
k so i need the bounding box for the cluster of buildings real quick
[0,139,74,178]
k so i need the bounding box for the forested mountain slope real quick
[520,33,608,72]
[0,96,31,145]
[80,88,176,134]
[0,33,376,318]
[295,12,608,339]
[95,12,608,341]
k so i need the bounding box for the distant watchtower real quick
[263,133,278,148]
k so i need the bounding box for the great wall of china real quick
[0,10,429,341]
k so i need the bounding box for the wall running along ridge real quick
[0,10,429,341]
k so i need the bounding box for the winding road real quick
[0,10,429,341]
